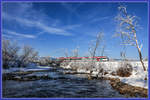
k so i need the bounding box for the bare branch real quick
[115,5,146,71]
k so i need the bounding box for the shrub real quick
[117,63,133,77]
[111,71,117,76]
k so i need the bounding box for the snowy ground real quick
[105,71,148,89]
[105,61,148,89]
[61,61,148,89]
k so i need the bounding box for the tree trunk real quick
[133,30,146,71]
[137,45,146,71]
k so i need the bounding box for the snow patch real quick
[61,61,148,89]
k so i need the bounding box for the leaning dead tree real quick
[115,6,146,71]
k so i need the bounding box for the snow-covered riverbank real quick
[2,66,53,74]
[60,61,148,89]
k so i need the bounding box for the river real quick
[2,66,126,98]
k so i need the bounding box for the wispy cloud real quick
[62,24,81,30]
[3,29,36,38]
[36,22,73,36]
[3,13,73,36]
[2,34,14,39]
[2,2,75,37]
[3,13,36,27]
[61,3,82,17]
[90,16,111,23]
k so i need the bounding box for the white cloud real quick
[3,29,36,38]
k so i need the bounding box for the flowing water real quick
[2,66,125,98]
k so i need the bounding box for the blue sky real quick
[2,2,148,59]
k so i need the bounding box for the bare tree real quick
[2,39,20,68]
[18,45,38,67]
[2,39,39,68]
[72,46,79,57]
[101,44,106,56]
[87,32,104,73]
[29,51,38,62]
[89,32,104,59]
[39,56,51,66]
[64,49,69,57]
[115,6,146,71]
[144,57,148,61]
